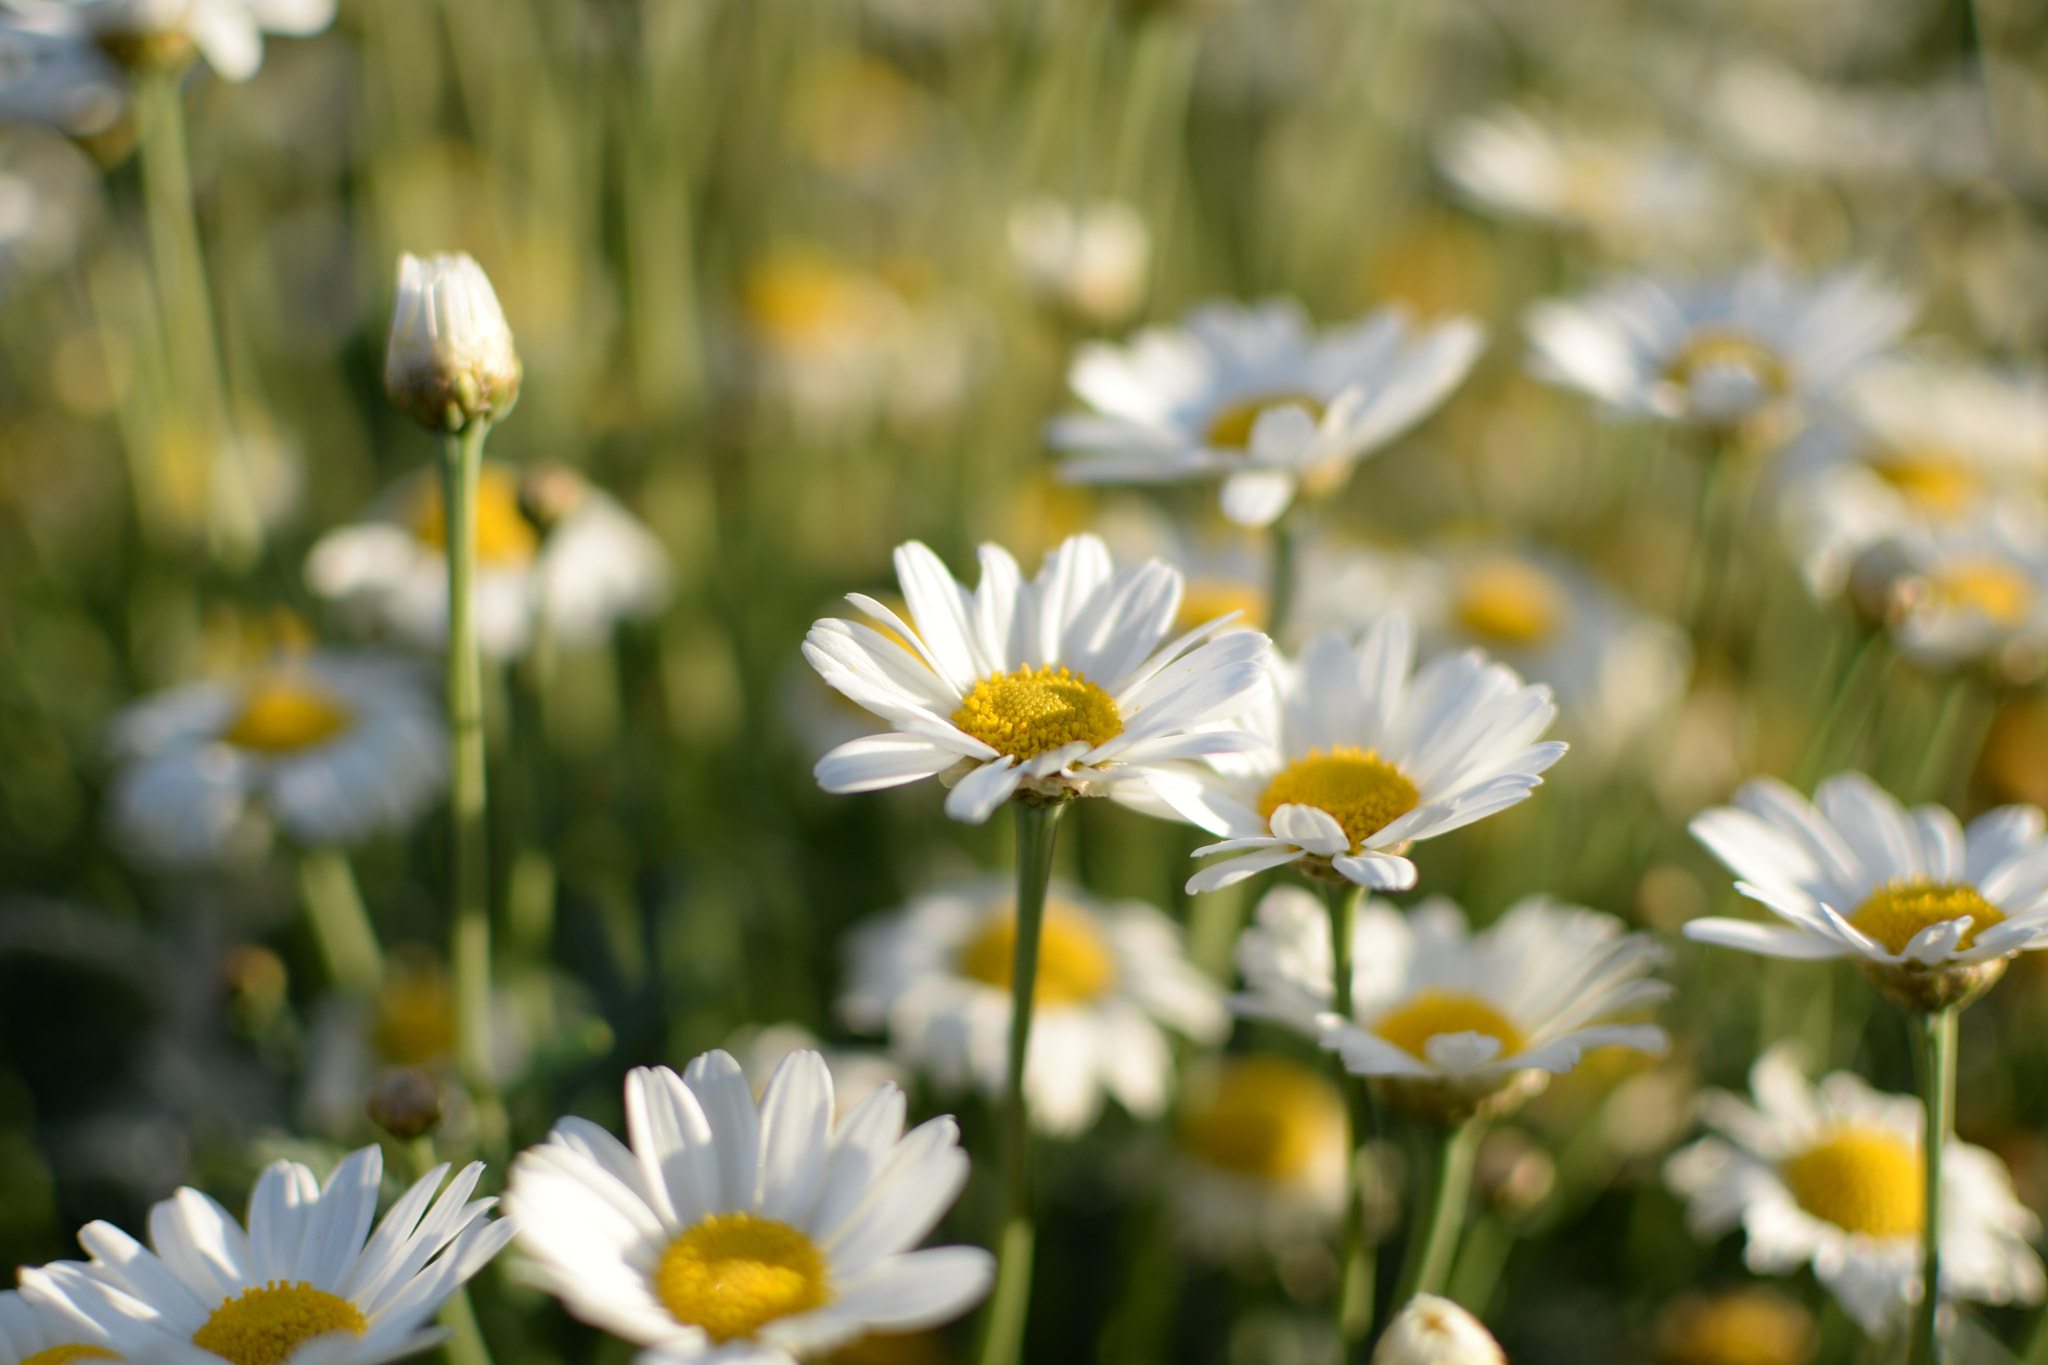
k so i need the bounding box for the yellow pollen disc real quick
[374,957,456,1065]
[1204,392,1326,450]
[220,680,354,754]
[1176,579,1267,636]
[1929,559,2034,627]
[1664,330,1787,396]
[743,253,879,350]
[409,465,540,566]
[1848,880,2004,956]
[950,665,1123,762]
[20,1346,120,1365]
[957,901,1118,1005]
[654,1212,830,1344]
[1178,1054,1345,1181]
[192,1282,367,1365]
[1780,1129,1923,1237]
[1372,989,1526,1063]
[1454,557,1569,646]
[1656,1289,1815,1365]
[1872,449,1980,517]
[1257,747,1420,851]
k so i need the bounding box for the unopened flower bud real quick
[1371,1295,1505,1365]
[384,253,521,433]
[367,1066,444,1139]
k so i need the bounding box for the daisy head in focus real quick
[505,1050,994,1365]
[106,650,445,868]
[1524,262,1915,441]
[1171,1052,1350,1263]
[838,877,1227,1136]
[18,1145,513,1365]
[1166,615,1565,895]
[800,532,1273,825]
[1687,770,2048,1011]
[306,462,671,662]
[1049,296,1485,528]
[1664,1044,2043,1338]
[1235,886,1668,1121]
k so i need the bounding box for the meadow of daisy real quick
[4,1,2048,1365]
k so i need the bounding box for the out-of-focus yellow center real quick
[1847,880,2003,956]
[1372,989,1525,1063]
[1871,449,1980,517]
[1664,330,1787,397]
[1178,1054,1344,1181]
[191,1282,367,1365]
[373,958,456,1065]
[409,466,540,566]
[220,679,354,754]
[743,253,881,351]
[1780,1129,1923,1237]
[1656,1289,1816,1365]
[20,1346,120,1365]
[1455,557,1569,646]
[951,665,1123,761]
[654,1212,830,1343]
[1258,747,1419,851]
[1176,579,1267,636]
[1928,559,2034,627]
[1205,392,1326,450]
[957,902,1117,1005]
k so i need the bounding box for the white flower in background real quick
[839,877,1228,1135]
[383,251,520,432]
[1525,263,1916,434]
[1779,357,2048,599]
[1664,1045,2043,1336]
[1435,105,1732,253]
[1050,298,1486,528]
[1166,616,1565,894]
[19,1146,513,1365]
[1705,59,1993,187]
[801,532,1272,825]
[306,463,672,660]
[1853,510,2048,681]
[1371,1295,1505,1365]
[1236,886,1667,1117]
[729,1022,908,1116]
[0,1288,117,1365]
[1007,196,1151,325]
[506,1052,994,1362]
[106,651,445,867]
[1172,1053,1350,1262]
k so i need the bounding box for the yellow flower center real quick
[950,666,1123,762]
[1204,392,1326,450]
[957,902,1117,1005]
[409,466,540,566]
[1454,557,1569,646]
[1175,579,1267,636]
[21,1347,120,1365]
[1257,747,1420,851]
[1780,1128,1923,1237]
[1664,330,1787,399]
[220,680,354,754]
[1871,449,1980,517]
[1656,1290,1815,1365]
[1178,1054,1345,1180]
[653,1212,831,1344]
[1928,559,2034,627]
[373,957,456,1065]
[191,1282,367,1365]
[743,253,883,351]
[1847,880,2004,956]
[1372,989,1526,1063]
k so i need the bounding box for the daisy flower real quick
[1664,1045,2043,1337]
[1049,298,1486,528]
[17,1145,513,1365]
[1236,886,1668,1119]
[838,877,1228,1136]
[1524,262,1915,435]
[1007,196,1151,326]
[106,651,445,867]
[800,532,1273,825]
[1168,616,1566,894]
[0,1288,117,1365]
[305,463,671,660]
[1171,1053,1350,1262]
[505,1050,995,1363]
[1853,510,2048,682]
[1686,770,2048,1009]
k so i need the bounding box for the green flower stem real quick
[1269,518,1299,645]
[1400,1116,1485,1304]
[1908,1007,1958,1365]
[974,798,1068,1365]
[443,421,496,1108]
[1323,880,1375,1345]
[297,848,383,995]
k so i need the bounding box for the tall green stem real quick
[297,848,383,995]
[1269,519,1299,646]
[1400,1117,1484,1303]
[443,422,495,1104]
[1324,881,1375,1346]
[974,798,1068,1365]
[1908,1008,1957,1365]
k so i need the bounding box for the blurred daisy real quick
[107,651,445,867]
[1236,886,1668,1118]
[1664,1045,2043,1336]
[1050,298,1486,527]
[1855,510,2048,682]
[1171,1053,1349,1262]
[1688,772,2048,1005]
[1525,263,1915,435]
[19,1145,513,1365]
[1171,616,1565,894]
[0,1288,116,1365]
[306,462,671,660]
[839,877,1228,1135]
[1706,60,1992,188]
[1007,197,1150,326]
[801,532,1272,825]
[506,1051,994,1361]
